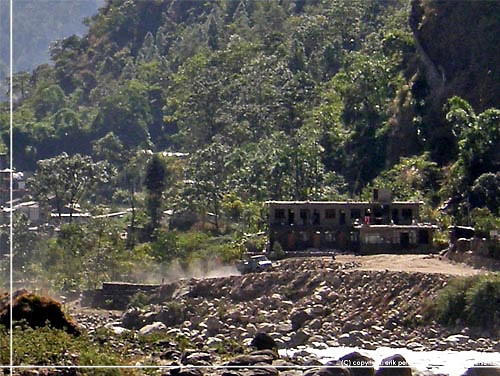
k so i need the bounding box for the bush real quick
[128,291,148,308]
[0,325,124,371]
[430,273,500,330]
[269,241,285,261]
[465,275,500,328]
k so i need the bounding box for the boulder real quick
[291,310,313,331]
[171,367,203,376]
[462,367,500,376]
[251,332,277,350]
[122,307,145,329]
[181,351,213,366]
[139,321,166,336]
[0,290,79,335]
[290,330,310,346]
[338,352,375,376]
[241,367,279,376]
[157,304,186,327]
[226,354,274,366]
[444,334,470,344]
[337,333,362,347]
[376,354,412,376]
[206,316,224,334]
[249,349,278,360]
[303,365,352,376]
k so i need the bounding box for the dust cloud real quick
[134,258,241,285]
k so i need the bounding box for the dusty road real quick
[335,253,482,276]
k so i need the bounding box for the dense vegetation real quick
[0,0,104,101]
[426,273,500,331]
[0,324,193,371]
[0,0,498,292]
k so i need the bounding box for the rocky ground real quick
[62,256,499,376]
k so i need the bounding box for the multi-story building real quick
[267,189,437,255]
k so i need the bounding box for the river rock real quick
[445,334,470,344]
[206,316,224,334]
[171,367,203,376]
[290,329,310,346]
[461,367,500,376]
[337,332,363,347]
[181,351,213,366]
[376,354,412,376]
[304,362,352,376]
[226,354,274,366]
[242,367,279,376]
[291,309,313,331]
[308,318,323,330]
[251,332,278,350]
[338,352,375,376]
[139,321,166,335]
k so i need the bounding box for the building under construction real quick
[267,189,437,255]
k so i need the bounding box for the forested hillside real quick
[0,0,104,71]
[1,0,499,254]
[0,0,104,100]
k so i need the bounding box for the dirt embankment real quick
[333,253,483,276]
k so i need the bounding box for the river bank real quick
[61,256,498,375]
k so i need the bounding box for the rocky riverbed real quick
[65,257,499,375]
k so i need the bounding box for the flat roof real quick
[354,224,438,229]
[266,201,421,205]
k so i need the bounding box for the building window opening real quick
[313,210,320,225]
[325,209,336,219]
[392,209,399,224]
[400,232,410,247]
[402,209,413,223]
[340,210,346,225]
[418,229,429,244]
[288,210,295,225]
[351,209,361,220]
[275,209,285,223]
[300,209,309,225]
[351,231,359,242]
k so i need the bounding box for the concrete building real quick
[267,189,437,254]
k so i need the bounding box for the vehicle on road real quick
[238,254,273,274]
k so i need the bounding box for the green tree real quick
[144,153,170,234]
[10,71,32,101]
[32,84,66,120]
[116,151,148,247]
[29,153,109,220]
[92,80,152,149]
[446,97,500,185]
[187,140,231,233]
[443,97,500,220]
[470,173,500,216]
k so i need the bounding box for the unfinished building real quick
[267,189,437,255]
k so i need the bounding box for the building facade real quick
[267,190,437,254]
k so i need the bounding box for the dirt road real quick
[335,253,482,276]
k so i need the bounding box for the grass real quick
[0,324,198,375]
[0,325,129,374]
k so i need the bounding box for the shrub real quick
[269,241,285,260]
[430,273,500,330]
[0,325,124,371]
[464,275,500,328]
[128,291,149,308]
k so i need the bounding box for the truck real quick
[237,254,273,274]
